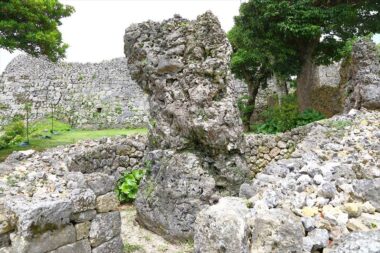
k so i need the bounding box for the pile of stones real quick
[195,109,380,252]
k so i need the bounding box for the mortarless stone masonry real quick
[0,135,147,253]
[0,55,149,129]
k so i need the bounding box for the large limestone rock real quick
[124,12,248,240]
[249,208,305,253]
[324,230,380,253]
[342,39,380,112]
[194,198,250,253]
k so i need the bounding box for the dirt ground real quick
[120,205,194,253]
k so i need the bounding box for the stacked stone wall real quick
[0,55,149,129]
[0,135,146,253]
[0,124,316,252]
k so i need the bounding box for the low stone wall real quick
[243,124,312,176]
[0,129,314,252]
[0,135,146,253]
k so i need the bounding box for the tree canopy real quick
[0,0,74,62]
[229,0,380,113]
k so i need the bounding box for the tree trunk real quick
[296,38,320,112]
[275,75,288,106]
[239,71,261,131]
[247,80,260,128]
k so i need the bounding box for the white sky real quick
[0,0,379,73]
[0,0,241,73]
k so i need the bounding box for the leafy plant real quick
[1,0,74,61]
[252,94,324,134]
[116,169,145,203]
[0,120,26,149]
[296,109,325,126]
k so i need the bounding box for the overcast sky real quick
[0,0,241,73]
[0,0,379,73]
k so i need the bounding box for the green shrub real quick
[252,94,324,134]
[0,120,26,149]
[116,169,145,203]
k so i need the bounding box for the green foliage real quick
[0,125,147,162]
[376,43,380,58]
[116,169,146,203]
[252,95,324,134]
[237,95,254,128]
[230,0,380,111]
[0,120,25,149]
[231,0,380,70]
[0,0,75,61]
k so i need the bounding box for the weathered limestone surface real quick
[0,55,149,129]
[194,197,250,253]
[311,39,380,117]
[194,109,380,253]
[324,230,380,253]
[124,12,249,240]
[342,39,380,111]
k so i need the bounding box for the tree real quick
[230,0,380,112]
[0,0,74,62]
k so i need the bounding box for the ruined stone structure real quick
[124,12,249,240]
[342,39,380,112]
[1,109,379,252]
[0,55,149,129]
[311,39,380,117]
[195,109,380,252]
[0,135,146,253]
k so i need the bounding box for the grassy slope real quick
[0,128,147,162]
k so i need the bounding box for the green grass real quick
[124,243,145,253]
[0,127,147,162]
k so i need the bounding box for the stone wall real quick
[310,62,343,117]
[342,38,380,112]
[0,126,315,252]
[0,135,146,253]
[243,124,312,177]
[311,39,380,117]
[0,55,149,129]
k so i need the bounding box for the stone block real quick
[75,222,90,241]
[194,197,250,253]
[5,197,73,237]
[48,239,91,253]
[69,189,96,213]
[89,212,121,247]
[84,173,115,196]
[91,236,123,253]
[70,210,97,223]
[96,192,119,213]
[10,224,76,253]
